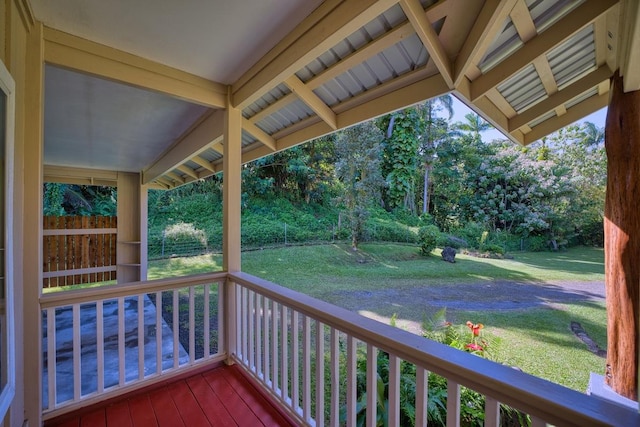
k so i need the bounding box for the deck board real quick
[46,365,296,427]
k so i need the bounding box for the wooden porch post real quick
[604,71,640,401]
[223,89,242,362]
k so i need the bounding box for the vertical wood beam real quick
[604,71,640,401]
[116,172,141,284]
[223,94,242,273]
[22,20,44,427]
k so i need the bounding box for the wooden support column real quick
[116,172,142,283]
[223,92,242,364]
[604,71,640,400]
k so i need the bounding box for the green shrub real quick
[418,225,440,256]
[481,243,505,255]
[161,222,208,255]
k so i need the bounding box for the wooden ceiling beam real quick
[165,171,186,184]
[176,165,199,180]
[241,73,450,165]
[191,156,216,172]
[284,75,337,130]
[453,0,517,87]
[242,117,277,151]
[43,27,227,108]
[142,110,224,185]
[232,0,398,110]
[400,0,453,88]
[248,21,416,125]
[510,0,536,42]
[509,64,612,131]
[523,92,608,144]
[470,0,618,102]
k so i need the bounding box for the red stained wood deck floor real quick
[46,365,297,427]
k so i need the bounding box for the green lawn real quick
[149,243,606,392]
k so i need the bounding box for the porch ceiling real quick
[32,0,638,189]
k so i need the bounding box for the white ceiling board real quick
[44,65,209,172]
[30,0,324,84]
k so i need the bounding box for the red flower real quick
[465,343,484,352]
[466,321,484,336]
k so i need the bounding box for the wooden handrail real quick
[229,271,639,427]
[40,271,227,308]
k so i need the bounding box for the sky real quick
[450,96,606,143]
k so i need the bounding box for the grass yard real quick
[149,243,606,392]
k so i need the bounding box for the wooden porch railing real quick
[39,272,226,418]
[39,271,639,426]
[228,272,639,427]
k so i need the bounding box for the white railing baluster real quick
[47,308,56,408]
[389,355,400,427]
[96,301,104,393]
[366,344,377,427]
[256,294,263,378]
[172,290,179,369]
[73,305,81,400]
[315,321,325,427]
[204,284,210,357]
[347,335,357,427]
[281,305,289,401]
[302,315,311,422]
[118,297,125,385]
[249,290,256,372]
[155,291,162,374]
[271,299,279,393]
[189,286,195,363]
[263,296,270,385]
[138,295,144,380]
[330,328,339,427]
[485,396,500,427]
[217,282,224,357]
[243,287,249,364]
[447,380,461,427]
[237,285,244,362]
[292,310,300,413]
[416,367,428,427]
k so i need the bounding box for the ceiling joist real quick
[470,0,618,101]
[231,0,398,109]
[453,0,517,86]
[142,110,224,185]
[508,64,612,131]
[400,0,454,88]
[242,118,277,151]
[284,75,338,130]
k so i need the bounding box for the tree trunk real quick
[604,71,640,400]
[422,164,430,214]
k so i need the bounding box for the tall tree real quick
[418,95,453,214]
[453,112,491,142]
[378,108,423,212]
[334,122,385,249]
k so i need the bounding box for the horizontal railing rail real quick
[229,271,639,427]
[40,272,227,418]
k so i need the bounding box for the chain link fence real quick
[148,220,420,260]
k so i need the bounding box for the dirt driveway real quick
[324,280,605,334]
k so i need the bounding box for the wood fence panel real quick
[42,216,118,288]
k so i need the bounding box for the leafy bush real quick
[161,222,208,256]
[438,234,469,249]
[418,225,440,256]
[454,222,485,249]
[526,235,549,252]
[481,243,505,256]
